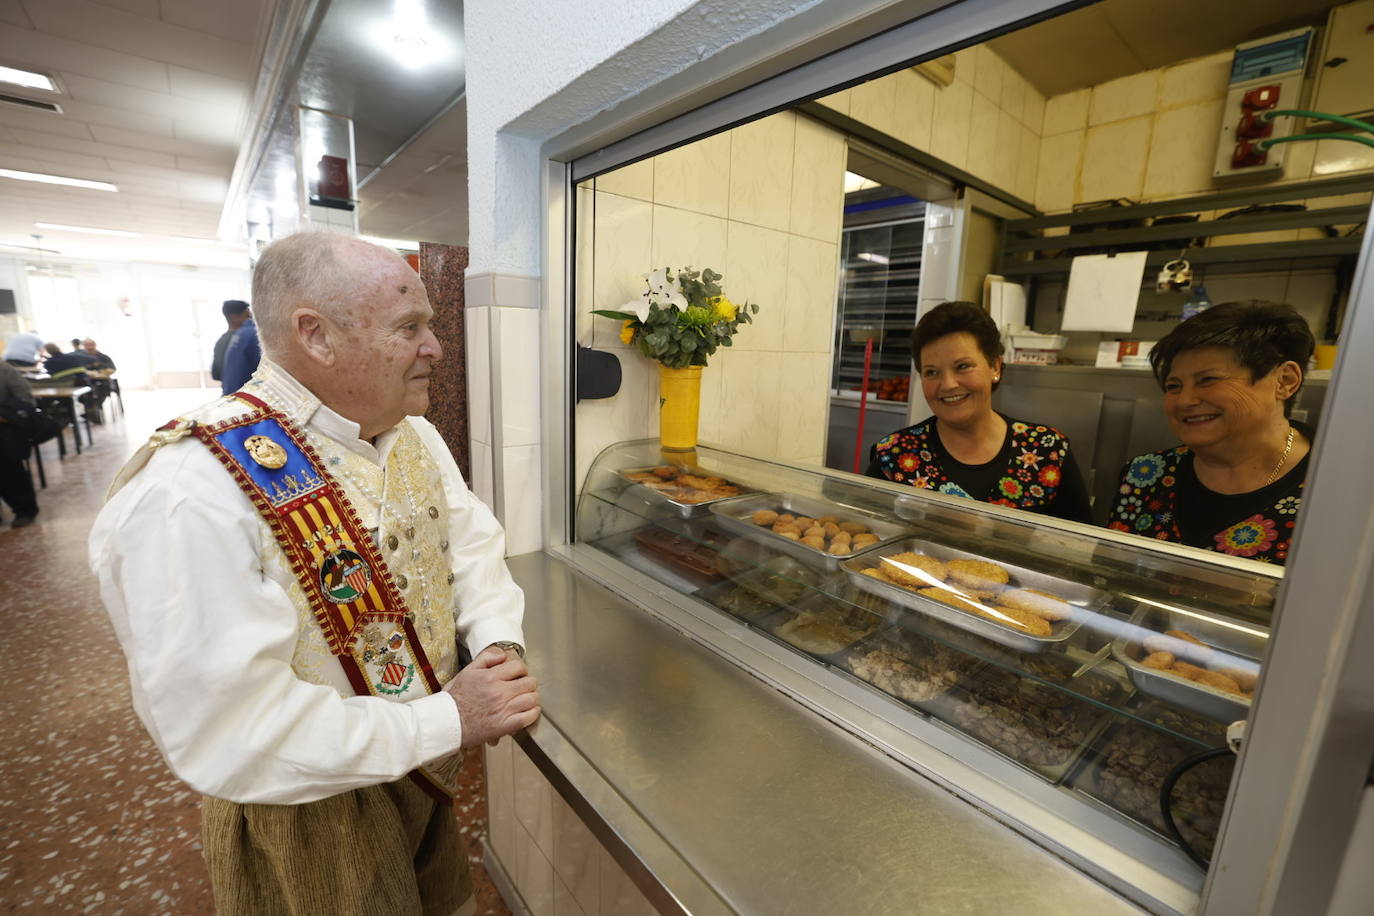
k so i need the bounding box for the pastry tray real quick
[1110,604,1265,723]
[840,538,1106,653]
[616,465,755,518]
[709,492,910,572]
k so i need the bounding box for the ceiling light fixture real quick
[0,168,117,192]
[172,236,224,244]
[362,235,421,251]
[380,0,447,69]
[0,65,56,92]
[36,222,143,238]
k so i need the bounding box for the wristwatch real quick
[492,640,525,658]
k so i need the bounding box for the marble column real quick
[420,242,471,482]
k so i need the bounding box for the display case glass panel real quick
[576,440,1279,866]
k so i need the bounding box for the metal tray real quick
[1069,700,1233,853]
[830,627,981,715]
[694,568,812,626]
[925,662,1118,784]
[709,492,910,572]
[616,465,755,518]
[840,538,1106,653]
[760,592,885,662]
[1110,604,1265,723]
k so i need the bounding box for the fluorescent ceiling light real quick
[376,0,451,70]
[172,236,223,244]
[854,252,890,266]
[0,65,56,92]
[36,222,142,238]
[362,235,421,251]
[844,171,879,193]
[0,169,117,192]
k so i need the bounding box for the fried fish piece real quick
[946,558,1011,592]
[916,587,1051,636]
[1000,587,1074,621]
[626,472,658,483]
[1170,661,1208,682]
[1142,630,1214,665]
[860,567,887,580]
[651,466,678,479]
[880,552,948,588]
[1194,670,1244,695]
[1219,666,1259,691]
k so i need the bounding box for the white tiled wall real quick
[819,47,1047,204]
[574,109,846,492]
[1034,49,1374,212]
[486,737,657,916]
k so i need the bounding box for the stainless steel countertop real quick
[509,551,1144,915]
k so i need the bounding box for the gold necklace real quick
[1266,426,1296,485]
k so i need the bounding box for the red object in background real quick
[317,154,351,201]
[405,253,420,272]
[852,338,875,473]
[1232,138,1269,168]
[1241,85,1281,111]
[1236,111,1274,140]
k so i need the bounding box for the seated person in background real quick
[41,342,102,424]
[1108,302,1314,564]
[867,301,1092,523]
[81,338,116,370]
[4,330,45,368]
[42,342,92,384]
[0,360,39,527]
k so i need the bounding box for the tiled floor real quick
[0,388,510,915]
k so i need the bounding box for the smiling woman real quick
[1107,302,1316,564]
[866,302,1092,523]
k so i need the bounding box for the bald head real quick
[249,231,441,439]
[250,232,414,360]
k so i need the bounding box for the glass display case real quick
[576,439,1280,871]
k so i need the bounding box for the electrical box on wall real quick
[1212,28,1316,183]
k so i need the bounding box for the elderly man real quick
[90,233,539,916]
[80,337,116,370]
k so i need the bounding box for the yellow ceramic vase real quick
[658,364,702,451]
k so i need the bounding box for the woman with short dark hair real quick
[867,301,1092,523]
[1107,301,1316,564]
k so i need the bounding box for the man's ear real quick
[293,309,335,367]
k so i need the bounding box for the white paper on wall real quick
[1062,252,1148,332]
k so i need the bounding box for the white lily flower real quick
[645,267,688,311]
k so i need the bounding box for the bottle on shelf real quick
[1181,285,1213,321]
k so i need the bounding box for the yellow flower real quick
[619,319,636,345]
[710,295,736,321]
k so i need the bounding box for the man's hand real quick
[443,645,541,748]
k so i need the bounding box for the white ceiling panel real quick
[22,0,256,81]
[0,0,270,266]
[0,22,170,92]
[7,127,179,167]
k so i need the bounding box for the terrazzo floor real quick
[0,387,511,915]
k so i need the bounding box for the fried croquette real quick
[1219,666,1259,691]
[751,509,778,526]
[838,521,869,535]
[1194,670,1244,695]
[803,525,825,539]
[802,536,827,550]
[827,541,853,555]
[777,530,801,540]
[851,533,879,548]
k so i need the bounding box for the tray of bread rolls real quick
[839,539,1107,653]
[708,492,910,572]
[1110,604,1264,722]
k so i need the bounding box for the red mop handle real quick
[852,337,874,473]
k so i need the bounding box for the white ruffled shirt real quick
[89,363,525,804]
